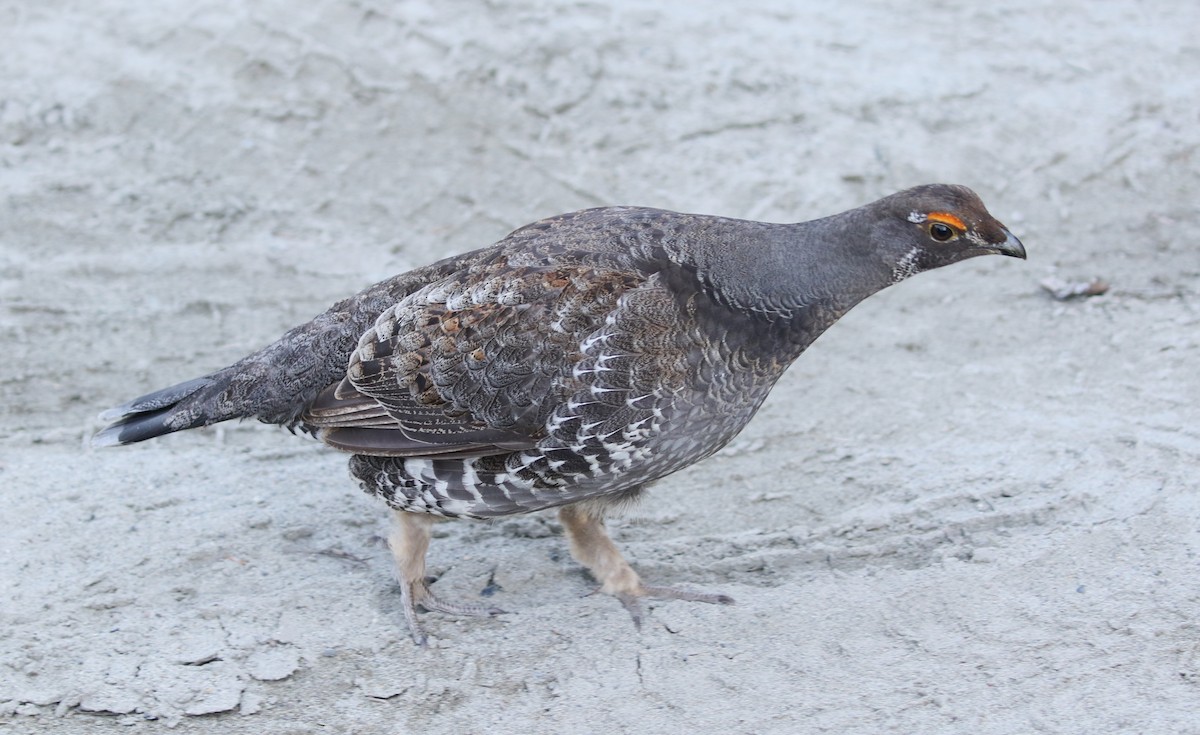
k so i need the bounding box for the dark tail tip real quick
[92,407,187,446]
[92,377,212,447]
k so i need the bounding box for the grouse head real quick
[868,184,1026,283]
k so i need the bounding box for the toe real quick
[616,592,645,629]
[421,598,507,618]
[640,585,735,605]
[413,585,506,617]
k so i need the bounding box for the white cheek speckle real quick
[907,211,927,224]
[891,246,921,283]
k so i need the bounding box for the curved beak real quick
[995,228,1026,259]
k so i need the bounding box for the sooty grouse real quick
[94,184,1025,644]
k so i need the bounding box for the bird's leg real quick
[558,503,734,628]
[387,509,504,646]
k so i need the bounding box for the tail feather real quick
[90,257,461,451]
[96,377,212,423]
[92,377,214,447]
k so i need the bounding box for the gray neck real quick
[671,212,897,330]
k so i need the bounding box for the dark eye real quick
[929,222,955,242]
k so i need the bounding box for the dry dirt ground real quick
[2,1,1198,733]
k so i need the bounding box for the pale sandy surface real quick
[2,1,1199,733]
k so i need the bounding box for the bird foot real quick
[558,503,734,630]
[400,579,506,647]
[613,584,735,629]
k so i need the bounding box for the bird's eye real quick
[929,222,956,242]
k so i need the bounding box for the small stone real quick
[1040,276,1110,300]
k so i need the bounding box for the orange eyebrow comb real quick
[926,212,966,230]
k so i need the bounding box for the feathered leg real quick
[388,510,504,646]
[558,502,734,628]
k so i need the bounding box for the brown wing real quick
[303,260,645,458]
